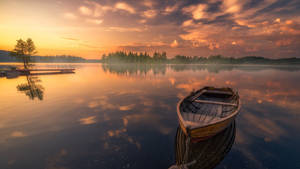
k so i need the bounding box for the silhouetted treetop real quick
[10,38,37,69]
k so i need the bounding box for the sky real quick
[0,0,300,59]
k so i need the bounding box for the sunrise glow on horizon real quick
[0,0,299,59]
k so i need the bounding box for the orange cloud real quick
[79,6,93,16]
[285,20,293,25]
[115,2,135,14]
[275,39,292,47]
[164,4,179,15]
[170,40,178,48]
[84,0,113,17]
[63,12,77,20]
[86,18,103,25]
[143,0,155,8]
[119,104,135,111]
[10,131,27,138]
[222,0,243,13]
[182,4,207,20]
[182,20,194,27]
[143,10,157,18]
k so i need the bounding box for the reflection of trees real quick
[103,64,300,76]
[169,121,236,169]
[170,65,235,73]
[171,64,300,73]
[102,64,166,76]
[17,75,44,100]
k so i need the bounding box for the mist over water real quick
[0,63,300,169]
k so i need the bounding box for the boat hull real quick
[179,114,236,141]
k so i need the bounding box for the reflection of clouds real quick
[236,146,265,169]
[45,149,68,169]
[176,92,185,100]
[10,131,27,138]
[169,77,176,86]
[88,100,115,110]
[240,88,300,112]
[106,124,141,149]
[88,101,100,108]
[235,112,288,169]
[119,104,135,111]
[7,160,15,165]
[225,80,235,85]
[176,83,199,91]
[107,128,127,137]
[123,118,128,127]
[159,102,172,111]
[142,99,153,106]
[176,80,212,93]
[240,112,285,142]
[79,116,97,125]
[123,112,173,135]
[73,97,85,104]
[175,71,300,113]
[113,90,142,96]
[175,75,220,92]
[137,95,155,107]
[88,95,115,109]
[88,95,136,111]
[101,93,174,151]
[84,88,175,151]
[103,142,109,149]
[102,112,111,121]
[0,123,4,129]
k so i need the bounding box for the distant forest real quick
[0,50,100,63]
[1,50,300,65]
[102,51,300,65]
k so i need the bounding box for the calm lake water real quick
[0,63,300,169]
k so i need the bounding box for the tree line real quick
[102,51,167,63]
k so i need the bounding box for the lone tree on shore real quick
[11,38,37,69]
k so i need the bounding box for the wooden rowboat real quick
[177,86,241,141]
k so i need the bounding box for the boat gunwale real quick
[177,88,241,132]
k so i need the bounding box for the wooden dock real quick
[0,68,75,78]
[18,68,75,72]
[17,68,75,75]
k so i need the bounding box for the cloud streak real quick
[115,2,136,14]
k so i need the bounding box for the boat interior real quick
[180,87,239,126]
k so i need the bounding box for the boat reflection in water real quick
[169,121,236,169]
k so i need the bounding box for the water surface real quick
[0,63,300,169]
